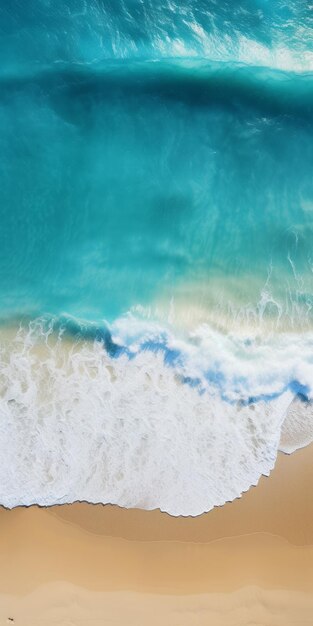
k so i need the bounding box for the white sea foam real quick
[154,25,313,72]
[0,318,312,515]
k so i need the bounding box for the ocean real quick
[0,0,312,515]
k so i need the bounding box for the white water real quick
[0,319,312,515]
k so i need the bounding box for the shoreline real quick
[0,446,312,623]
[0,443,312,546]
[41,445,313,545]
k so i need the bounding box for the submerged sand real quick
[0,445,312,624]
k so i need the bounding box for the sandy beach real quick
[0,445,312,625]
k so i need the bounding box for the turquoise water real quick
[0,1,313,514]
[1,1,312,72]
[1,61,313,324]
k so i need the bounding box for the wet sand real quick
[0,445,312,625]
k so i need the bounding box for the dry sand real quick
[0,445,312,625]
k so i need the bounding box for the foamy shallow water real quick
[0,318,312,516]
